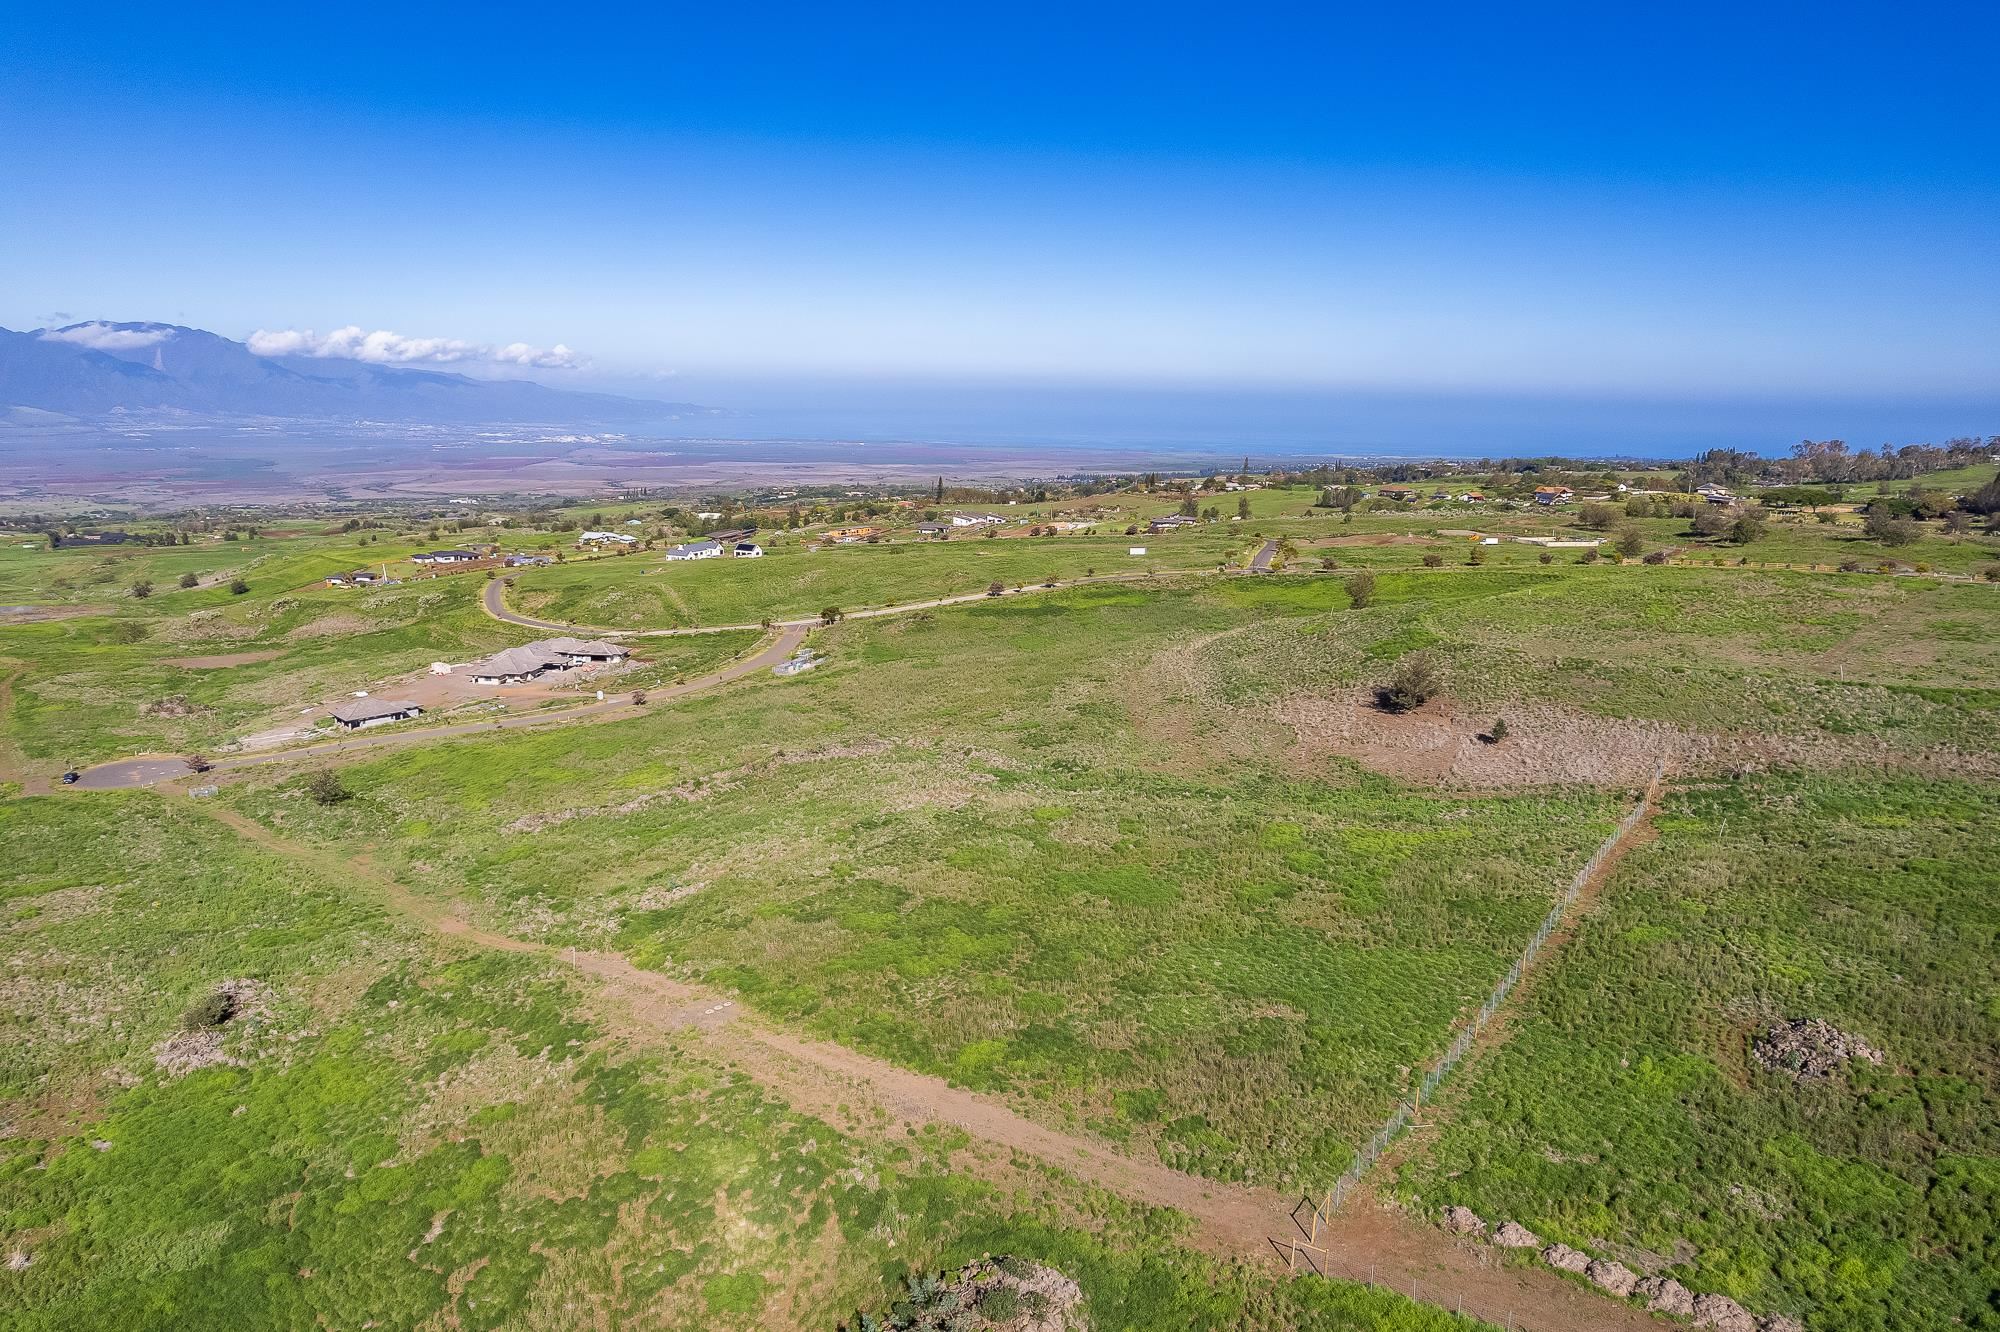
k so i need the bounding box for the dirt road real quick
[189,800,1674,1331]
[71,624,807,790]
[484,567,1171,637]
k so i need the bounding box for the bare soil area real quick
[1277,690,1676,788]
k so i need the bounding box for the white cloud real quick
[247,325,581,370]
[41,322,173,352]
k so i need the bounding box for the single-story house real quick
[709,528,756,544]
[411,549,479,564]
[329,697,424,731]
[947,512,1004,527]
[1532,486,1574,505]
[540,636,630,665]
[1148,514,1200,532]
[503,554,552,567]
[69,530,131,545]
[665,539,724,561]
[732,542,764,558]
[695,511,724,521]
[324,570,384,587]
[1696,483,1736,504]
[469,643,573,685]
[577,530,639,547]
[914,522,949,535]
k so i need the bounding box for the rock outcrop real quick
[1752,1017,1884,1080]
[1585,1258,1639,1298]
[1491,1221,1541,1248]
[1541,1243,1591,1274]
[1634,1276,1696,1317]
[1441,1206,1487,1237]
[1693,1292,1759,1332]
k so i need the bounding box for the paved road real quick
[73,624,809,790]
[1248,539,1280,572]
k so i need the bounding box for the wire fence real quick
[1299,758,1668,1227]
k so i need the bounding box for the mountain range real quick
[0,322,709,426]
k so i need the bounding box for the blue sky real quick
[2,2,1996,447]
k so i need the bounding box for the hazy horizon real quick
[5,3,1996,436]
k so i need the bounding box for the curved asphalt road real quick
[73,623,809,790]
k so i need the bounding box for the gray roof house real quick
[470,643,572,684]
[329,698,424,731]
[411,549,479,564]
[664,539,724,561]
[540,636,630,664]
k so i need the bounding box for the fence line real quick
[1282,759,1668,1271]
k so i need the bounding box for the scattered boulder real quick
[1693,1292,1759,1332]
[1635,1276,1696,1317]
[854,1256,1085,1332]
[6,1250,29,1271]
[1758,1317,1805,1332]
[1585,1258,1639,1298]
[1752,1017,1884,1080]
[1491,1221,1541,1249]
[1541,1243,1591,1274]
[1441,1205,1487,1237]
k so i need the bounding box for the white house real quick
[665,539,723,561]
[411,549,478,565]
[732,542,764,558]
[947,512,1004,527]
[577,530,638,547]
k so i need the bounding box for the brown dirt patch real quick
[1311,533,1441,547]
[1277,690,1679,788]
[162,650,285,669]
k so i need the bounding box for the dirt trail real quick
[190,799,1677,1331]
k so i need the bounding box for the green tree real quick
[1864,506,1919,547]
[306,770,351,806]
[1346,569,1376,608]
[1616,526,1646,559]
[178,572,199,589]
[1377,651,1441,712]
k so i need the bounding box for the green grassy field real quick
[0,795,1485,1332]
[6,499,1996,1331]
[1396,771,1999,1332]
[506,529,1263,629]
